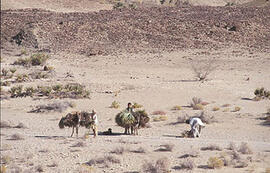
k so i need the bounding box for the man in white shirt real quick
[186,117,205,138]
[91,110,98,137]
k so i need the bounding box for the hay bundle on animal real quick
[115,109,150,135]
[58,111,94,137]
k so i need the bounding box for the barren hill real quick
[2,6,270,56]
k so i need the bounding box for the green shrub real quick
[133,102,143,109]
[113,2,124,9]
[9,68,17,74]
[172,105,182,110]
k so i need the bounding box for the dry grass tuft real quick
[132,147,147,154]
[29,101,75,113]
[197,111,217,124]
[0,121,12,128]
[238,142,253,154]
[157,144,174,152]
[227,142,237,151]
[86,155,120,168]
[190,97,204,110]
[110,101,120,109]
[14,122,27,129]
[212,107,220,111]
[201,144,222,151]
[178,158,196,170]
[142,157,170,173]
[133,102,143,109]
[222,104,231,107]
[10,133,24,140]
[72,142,86,147]
[111,147,126,155]
[1,155,12,164]
[179,150,200,158]
[172,105,182,111]
[232,106,241,112]
[207,157,224,169]
[36,165,45,172]
[152,110,166,115]
[176,114,189,124]
[153,115,168,122]
[47,162,58,167]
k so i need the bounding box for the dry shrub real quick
[86,155,120,167]
[197,111,217,124]
[223,108,230,112]
[111,147,126,155]
[142,157,170,173]
[14,53,49,67]
[72,142,86,147]
[207,157,224,169]
[29,101,75,113]
[110,101,120,109]
[232,106,241,112]
[212,107,220,111]
[78,165,95,173]
[191,59,215,81]
[176,114,189,123]
[0,121,12,128]
[152,111,166,115]
[47,162,58,167]
[133,102,143,109]
[180,130,193,138]
[227,142,237,151]
[219,153,232,167]
[132,147,147,154]
[222,104,231,107]
[190,97,204,110]
[172,105,182,111]
[1,144,12,151]
[238,142,253,154]
[234,160,249,168]
[13,122,27,129]
[153,115,168,122]
[10,133,24,140]
[179,150,200,158]
[1,155,12,164]
[0,165,7,173]
[36,165,44,172]
[178,158,196,170]
[266,168,270,173]
[201,144,222,151]
[157,144,174,152]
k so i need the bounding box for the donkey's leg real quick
[76,126,79,138]
[124,127,127,134]
[71,127,74,137]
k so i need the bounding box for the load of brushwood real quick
[115,109,149,128]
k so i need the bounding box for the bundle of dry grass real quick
[115,109,150,135]
[196,111,217,124]
[59,111,94,137]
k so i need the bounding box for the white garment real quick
[92,113,98,125]
[189,117,205,137]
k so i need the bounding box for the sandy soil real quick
[1,0,270,173]
[1,47,270,172]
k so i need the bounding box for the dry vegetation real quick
[9,83,90,99]
[10,133,25,140]
[29,101,75,113]
[72,142,86,147]
[207,157,224,169]
[238,142,253,154]
[110,101,120,109]
[142,157,170,173]
[190,97,204,110]
[177,158,196,170]
[111,147,126,155]
[156,144,174,152]
[153,115,168,122]
[13,53,49,67]
[201,144,223,151]
[85,155,120,168]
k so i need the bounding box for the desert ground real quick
[1,0,270,173]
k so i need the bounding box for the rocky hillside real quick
[1,6,270,55]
